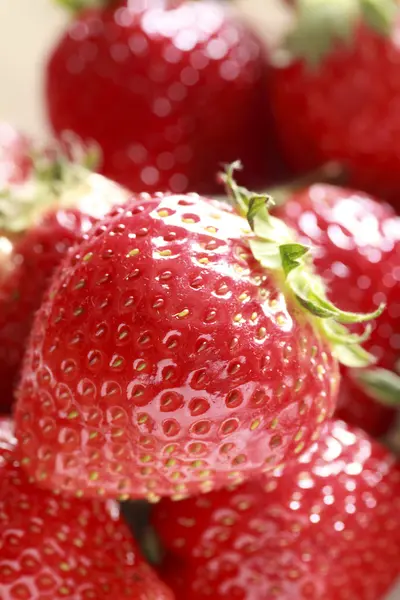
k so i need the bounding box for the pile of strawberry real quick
[1,0,400,599]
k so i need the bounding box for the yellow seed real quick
[277,315,286,326]
[182,217,195,224]
[165,459,177,468]
[138,414,148,424]
[158,249,172,257]
[140,455,153,463]
[250,419,261,431]
[83,252,93,262]
[233,313,242,323]
[127,248,140,257]
[158,209,169,217]
[250,312,258,321]
[67,410,79,420]
[198,257,209,264]
[239,292,249,302]
[198,470,211,478]
[294,430,303,442]
[175,309,189,319]
[89,472,99,481]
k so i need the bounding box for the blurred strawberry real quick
[0,122,31,184]
[269,0,400,204]
[14,167,380,501]
[0,129,130,412]
[0,417,173,600]
[275,183,400,435]
[46,0,276,195]
[152,420,400,600]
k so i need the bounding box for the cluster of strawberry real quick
[1,1,400,599]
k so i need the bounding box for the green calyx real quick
[353,367,400,406]
[53,0,111,13]
[221,162,384,368]
[286,0,397,67]
[0,134,101,234]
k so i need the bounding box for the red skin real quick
[152,420,400,600]
[0,418,173,600]
[46,0,275,195]
[0,209,98,413]
[0,126,131,413]
[15,193,338,501]
[275,184,400,436]
[269,15,400,205]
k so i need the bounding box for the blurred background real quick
[0,0,288,136]
[0,2,399,599]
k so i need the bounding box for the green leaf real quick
[320,320,373,346]
[286,0,396,68]
[249,239,282,271]
[280,243,310,278]
[361,0,398,36]
[331,343,377,368]
[218,162,386,370]
[289,270,385,324]
[354,367,400,405]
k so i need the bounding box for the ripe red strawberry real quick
[275,183,400,435]
[14,168,380,501]
[0,131,130,412]
[151,419,400,600]
[0,417,173,600]
[269,0,400,204]
[46,0,274,195]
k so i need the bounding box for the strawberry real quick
[275,183,400,435]
[151,419,400,600]
[0,417,173,600]
[269,0,400,204]
[14,166,380,501]
[46,0,274,195]
[0,131,130,412]
[0,123,31,185]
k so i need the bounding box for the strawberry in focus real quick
[0,417,173,600]
[46,0,275,195]
[275,183,400,435]
[151,420,400,600]
[0,130,130,412]
[14,168,380,501]
[269,0,400,204]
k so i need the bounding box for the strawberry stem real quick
[220,162,385,368]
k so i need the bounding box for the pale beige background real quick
[0,1,398,597]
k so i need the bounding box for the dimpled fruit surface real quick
[15,193,338,501]
[0,418,173,600]
[152,420,400,600]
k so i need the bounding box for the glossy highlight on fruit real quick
[152,420,400,600]
[15,192,339,501]
[269,0,400,204]
[0,417,173,600]
[275,184,400,435]
[46,0,273,194]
